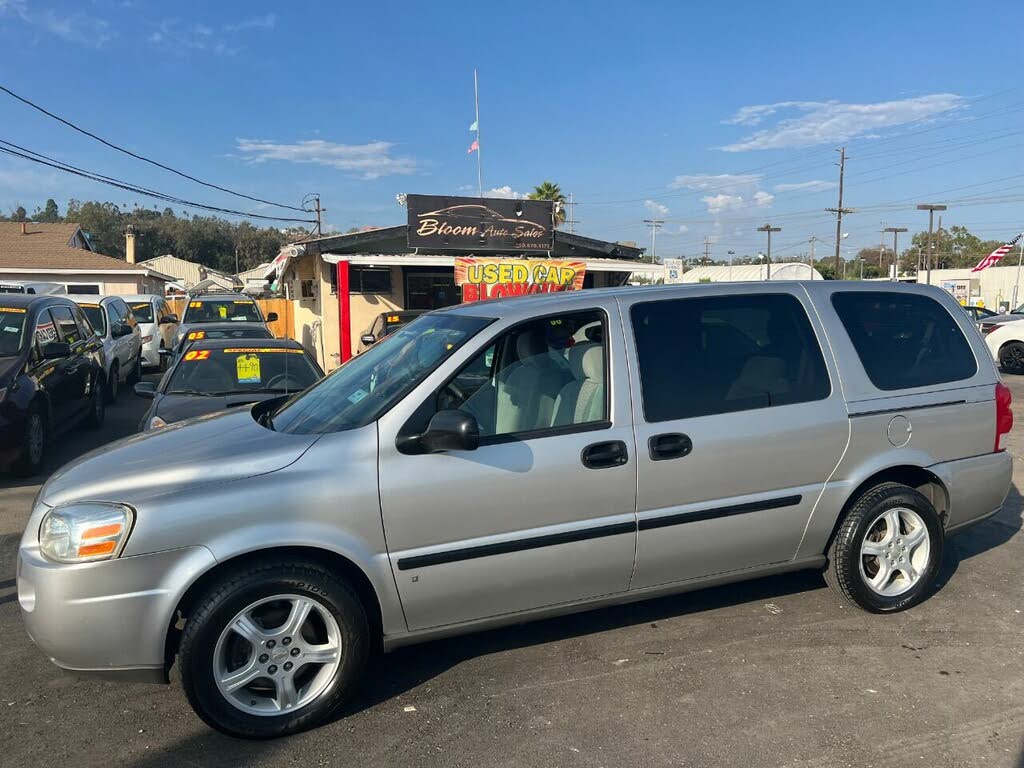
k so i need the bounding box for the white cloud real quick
[224,14,276,32]
[721,93,964,151]
[774,180,837,192]
[669,173,773,214]
[703,194,746,214]
[484,185,524,199]
[678,224,688,233]
[753,190,774,207]
[669,173,761,193]
[0,1,114,47]
[644,199,669,217]
[236,138,417,180]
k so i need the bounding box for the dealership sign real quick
[407,194,554,251]
[455,257,585,303]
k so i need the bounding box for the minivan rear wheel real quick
[178,560,370,739]
[825,482,944,613]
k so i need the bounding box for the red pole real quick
[337,261,351,364]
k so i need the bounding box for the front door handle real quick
[649,432,693,461]
[581,440,628,469]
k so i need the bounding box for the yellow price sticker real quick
[218,305,228,319]
[189,301,202,308]
[222,347,303,354]
[236,353,261,384]
[186,330,206,340]
[387,315,400,322]
[233,300,254,305]
[0,307,27,313]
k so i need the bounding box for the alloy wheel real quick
[213,594,342,717]
[859,507,930,597]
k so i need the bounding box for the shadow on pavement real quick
[935,483,1023,591]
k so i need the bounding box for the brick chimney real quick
[125,224,136,264]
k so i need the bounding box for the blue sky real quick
[1,0,1023,261]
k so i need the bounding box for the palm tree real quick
[528,181,567,227]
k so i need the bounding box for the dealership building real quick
[273,195,645,371]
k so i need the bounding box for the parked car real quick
[0,281,66,295]
[67,295,143,401]
[17,282,1013,738]
[171,291,277,352]
[170,322,274,359]
[123,294,178,370]
[0,294,105,474]
[963,305,998,323]
[135,338,323,431]
[357,309,426,353]
[982,317,1024,373]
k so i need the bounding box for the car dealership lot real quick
[0,378,1022,767]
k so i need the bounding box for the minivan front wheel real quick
[178,561,370,738]
[825,482,944,613]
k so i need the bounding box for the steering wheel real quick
[265,373,304,391]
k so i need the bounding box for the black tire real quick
[999,341,1024,375]
[84,374,106,429]
[825,482,944,613]
[178,560,370,739]
[128,351,142,384]
[106,361,119,403]
[12,403,46,476]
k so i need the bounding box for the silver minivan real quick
[17,281,1013,738]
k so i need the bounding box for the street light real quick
[884,226,908,280]
[917,204,947,285]
[757,224,781,280]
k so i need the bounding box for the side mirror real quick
[134,381,156,399]
[266,312,279,323]
[159,314,178,324]
[361,333,376,346]
[42,341,71,360]
[114,323,133,338]
[419,409,480,453]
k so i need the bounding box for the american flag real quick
[971,233,1023,272]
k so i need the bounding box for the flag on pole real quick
[469,120,478,131]
[467,139,479,154]
[971,234,1023,272]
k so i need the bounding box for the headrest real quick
[581,346,604,381]
[516,331,547,360]
[566,342,597,378]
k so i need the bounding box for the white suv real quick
[67,295,143,401]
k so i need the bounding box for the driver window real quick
[32,309,58,363]
[437,309,608,439]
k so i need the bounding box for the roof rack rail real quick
[185,284,241,299]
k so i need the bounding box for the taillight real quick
[983,324,1001,335]
[995,382,1013,451]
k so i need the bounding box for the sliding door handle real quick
[649,432,693,461]
[581,440,628,469]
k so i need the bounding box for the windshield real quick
[178,326,273,352]
[0,306,27,355]
[78,304,106,336]
[182,299,263,324]
[271,313,492,435]
[167,347,320,396]
[130,301,154,323]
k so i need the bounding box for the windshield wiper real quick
[166,389,218,396]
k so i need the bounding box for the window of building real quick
[631,293,831,422]
[351,267,392,294]
[65,283,101,294]
[433,310,608,440]
[831,291,977,391]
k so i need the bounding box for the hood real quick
[40,407,319,507]
[154,392,283,425]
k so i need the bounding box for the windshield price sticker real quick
[0,307,26,313]
[132,303,149,309]
[236,354,261,384]
[222,347,304,354]
[186,331,206,340]
[189,301,202,308]
[183,349,211,361]
[233,300,254,305]
[218,306,228,319]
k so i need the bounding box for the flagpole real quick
[474,69,482,197]
[1013,234,1024,310]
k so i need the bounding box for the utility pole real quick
[703,235,711,266]
[757,223,781,280]
[643,219,664,263]
[884,226,908,280]
[808,236,817,279]
[826,147,853,278]
[564,192,579,233]
[878,225,886,269]
[916,203,947,285]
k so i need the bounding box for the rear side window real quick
[831,291,977,391]
[631,293,831,422]
[49,305,82,345]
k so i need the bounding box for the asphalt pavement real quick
[1,376,1022,767]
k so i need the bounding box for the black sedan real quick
[169,321,275,359]
[0,294,106,474]
[135,337,323,431]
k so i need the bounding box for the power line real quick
[0,82,309,213]
[0,139,316,223]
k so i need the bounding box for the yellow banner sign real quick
[454,258,586,303]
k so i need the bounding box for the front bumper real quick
[930,450,1013,531]
[17,542,216,682]
[140,340,163,368]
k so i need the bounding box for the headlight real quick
[39,503,134,563]
[148,416,168,430]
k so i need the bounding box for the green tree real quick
[527,181,567,226]
[66,199,125,257]
[34,199,61,223]
[11,206,27,222]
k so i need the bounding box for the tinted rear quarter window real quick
[831,291,977,391]
[631,292,831,422]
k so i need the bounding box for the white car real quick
[122,294,179,370]
[67,295,143,401]
[983,319,1024,374]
